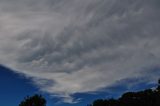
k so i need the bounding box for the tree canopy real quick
[19,94,46,106]
[89,80,160,106]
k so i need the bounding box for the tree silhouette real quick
[19,94,46,106]
[156,79,160,92]
[89,79,160,106]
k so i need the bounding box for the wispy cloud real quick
[0,0,160,103]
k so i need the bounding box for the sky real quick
[0,0,160,106]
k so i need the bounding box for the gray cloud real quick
[0,0,160,103]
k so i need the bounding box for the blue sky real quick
[0,65,105,106]
[0,0,160,106]
[0,65,57,106]
[0,65,158,106]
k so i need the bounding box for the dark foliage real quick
[89,80,160,106]
[19,94,46,106]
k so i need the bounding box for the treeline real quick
[89,80,160,106]
[18,80,160,106]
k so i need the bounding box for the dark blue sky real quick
[0,65,158,106]
[0,64,102,106]
[0,66,54,106]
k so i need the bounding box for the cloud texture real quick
[0,0,160,103]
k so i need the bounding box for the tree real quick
[89,79,160,106]
[157,79,160,92]
[19,94,46,106]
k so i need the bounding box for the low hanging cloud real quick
[0,0,160,103]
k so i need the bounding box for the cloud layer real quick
[0,0,160,103]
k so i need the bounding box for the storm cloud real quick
[0,0,160,103]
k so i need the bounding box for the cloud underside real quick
[0,0,160,103]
